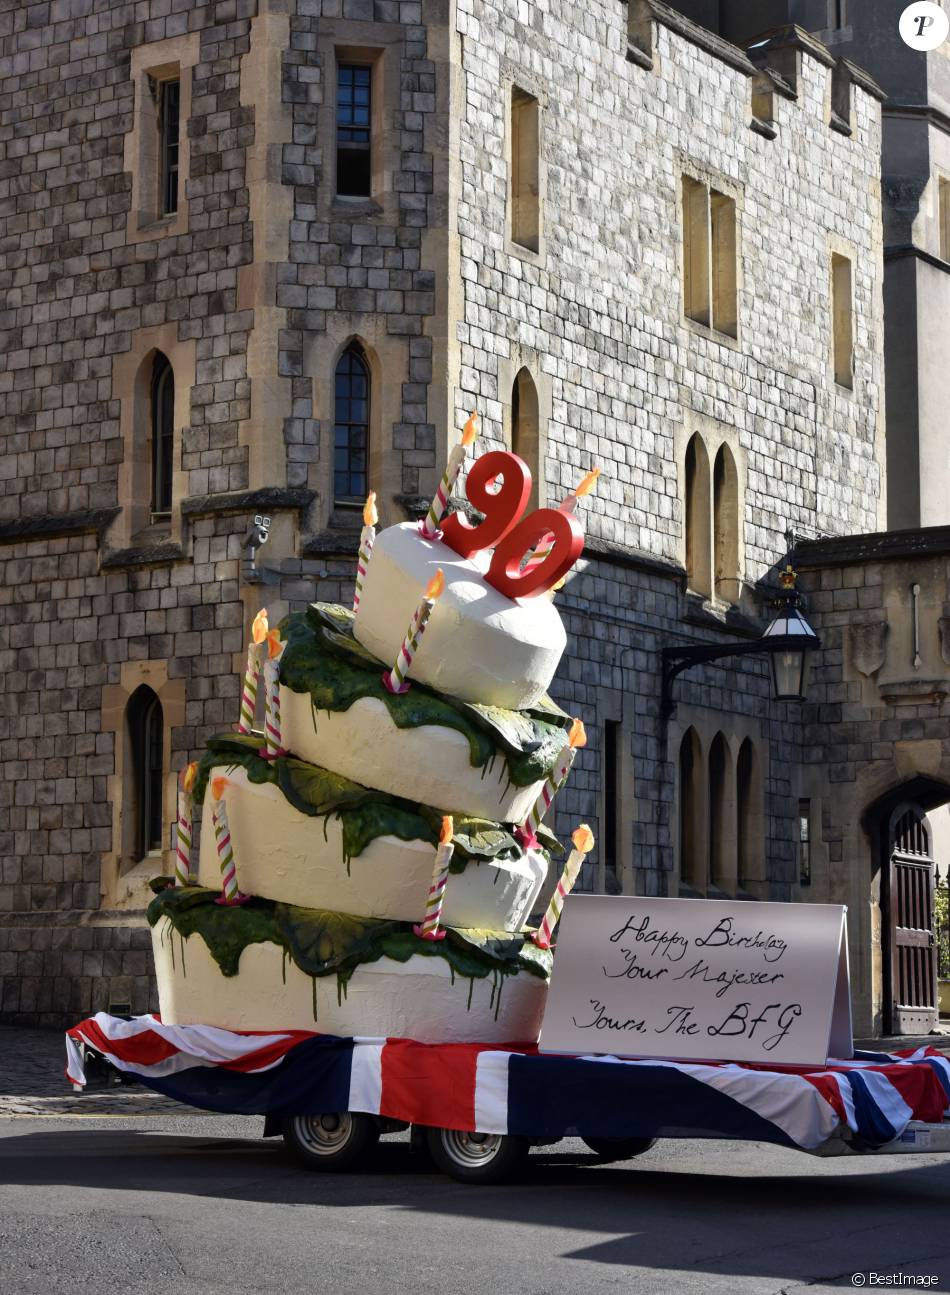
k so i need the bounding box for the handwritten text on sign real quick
[539,896,851,1066]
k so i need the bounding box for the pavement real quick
[2,1024,950,1294]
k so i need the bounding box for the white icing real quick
[198,768,547,931]
[280,691,546,822]
[151,925,548,1043]
[352,521,566,710]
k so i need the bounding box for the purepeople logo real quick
[900,1,950,49]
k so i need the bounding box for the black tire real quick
[581,1135,657,1162]
[425,1126,529,1185]
[282,1112,379,1172]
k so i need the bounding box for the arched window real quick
[678,727,705,892]
[334,343,370,503]
[127,685,164,862]
[713,444,739,603]
[708,732,736,892]
[737,738,761,890]
[150,353,174,517]
[511,367,540,507]
[684,433,711,598]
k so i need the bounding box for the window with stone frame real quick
[682,176,737,338]
[334,343,370,504]
[684,432,712,598]
[736,737,761,890]
[828,0,847,30]
[510,86,540,253]
[678,727,705,892]
[158,77,181,217]
[713,443,739,602]
[685,431,742,605]
[939,179,950,262]
[150,352,174,518]
[336,63,373,198]
[127,686,165,863]
[831,252,854,389]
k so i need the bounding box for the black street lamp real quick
[661,566,820,718]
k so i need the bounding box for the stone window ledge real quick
[101,542,185,570]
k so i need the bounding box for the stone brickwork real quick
[0,0,904,1033]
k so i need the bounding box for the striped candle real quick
[174,761,199,887]
[413,815,454,941]
[421,413,478,539]
[210,777,248,906]
[517,717,587,845]
[353,490,378,613]
[524,466,601,572]
[381,569,444,695]
[238,608,269,734]
[262,628,286,758]
[532,824,595,950]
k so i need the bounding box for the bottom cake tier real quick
[148,888,550,1045]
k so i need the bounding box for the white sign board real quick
[539,896,853,1066]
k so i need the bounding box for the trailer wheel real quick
[581,1135,657,1162]
[425,1127,529,1184]
[283,1112,379,1172]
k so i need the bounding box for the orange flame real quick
[265,628,284,660]
[251,608,269,645]
[440,815,454,846]
[572,823,595,854]
[181,761,198,793]
[363,490,378,527]
[575,466,601,499]
[461,412,478,447]
[210,776,230,802]
[425,569,445,601]
[568,718,587,749]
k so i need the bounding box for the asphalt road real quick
[2,1114,950,1295]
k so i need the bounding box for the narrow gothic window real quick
[150,353,174,517]
[336,64,372,197]
[685,433,712,598]
[737,738,759,889]
[832,253,854,389]
[708,733,731,890]
[713,444,739,603]
[799,799,812,886]
[334,344,370,503]
[158,78,181,217]
[127,686,164,862]
[679,727,704,891]
[940,180,950,262]
[603,719,621,886]
[511,87,540,252]
[511,367,540,507]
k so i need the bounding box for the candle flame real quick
[363,490,378,526]
[572,823,595,854]
[266,627,284,660]
[251,608,269,644]
[575,466,601,498]
[461,412,478,447]
[425,569,445,601]
[568,718,587,749]
[440,815,454,846]
[182,761,198,792]
[210,776,230,802]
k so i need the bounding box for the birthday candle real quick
[413,815,455,941]
[421,413,478,539]
[174,762,199,887]
[518,717,587,844]
[262,628,286,758]
[532,824,595,950]
[525,466,601,571]
[210,776,248,906]
[238,609,269,734]
[381,569,444,695]
[353,490,378,613]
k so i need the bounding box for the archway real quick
[863,776,950,1035]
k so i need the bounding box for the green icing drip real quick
[148,888,553,990]
[278,602,570,788]
[188,731,562,872]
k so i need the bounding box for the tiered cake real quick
[148,450,592,1044]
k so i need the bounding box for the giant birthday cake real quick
[148,424,598,1043]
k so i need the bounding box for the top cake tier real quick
[353,522,566,711]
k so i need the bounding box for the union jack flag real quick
[65,1014,950,1152]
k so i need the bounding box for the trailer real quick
[64,1014,950,1184]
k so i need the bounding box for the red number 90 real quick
[439,450,584,600]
